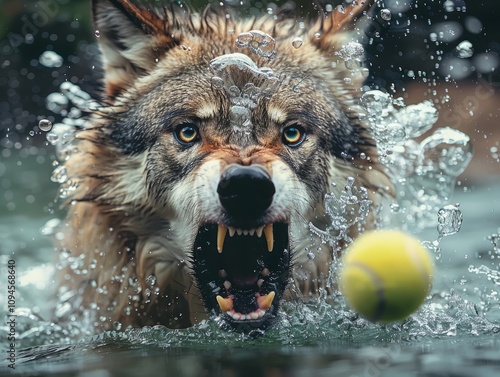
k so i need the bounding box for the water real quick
[1,151,500,375]
[2,4,500,375]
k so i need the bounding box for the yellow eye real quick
[282,125,305,146]
[175,124,199,145]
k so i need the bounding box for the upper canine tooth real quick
[257,291,276,310]
[264,224,274,252]
[216,295,233,312]
[256,226,264,238]
[228,227,236,237]
[217,225,227,254]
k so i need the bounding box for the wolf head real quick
[58,0,392,334]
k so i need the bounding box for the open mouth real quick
[191,222,290,333]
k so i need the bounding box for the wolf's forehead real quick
[209,53,281,135]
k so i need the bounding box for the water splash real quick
[456,40,474,58]
[336,41,364,72]
[291,37,303,49]
[44,82,95,164]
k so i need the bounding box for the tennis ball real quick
[339,230,433,323]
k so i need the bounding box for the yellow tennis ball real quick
[339,230,433,323]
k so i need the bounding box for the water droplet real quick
[113,321,122,330]
[95,30,101,37]
[211,76,224,89]
[39,51,63,68]
[235,30,277,59]
[380,9,392,21]
[360,90,391,114]
[419,127,473,176]
[292,37,303,49]
[437,204,463,237]
[456,40,473,58]
[443,0,455,12]
[38,119,53,132]
[46,132,59,145]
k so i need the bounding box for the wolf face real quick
[55,0,392,334]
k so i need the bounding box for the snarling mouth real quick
[192,222,290,333]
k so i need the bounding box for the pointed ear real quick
[311,0,374,50]
[92,0,177,98]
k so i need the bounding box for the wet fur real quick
[55,0,393,331]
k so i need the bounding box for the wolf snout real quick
[217,164,275,219]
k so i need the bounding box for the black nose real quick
[217,165,275,219]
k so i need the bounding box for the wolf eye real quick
[282,125,305,147]
[174,124,199,145]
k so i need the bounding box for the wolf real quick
[54,0,393,335]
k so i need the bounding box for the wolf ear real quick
[312,0,374,50]
[92,0,177,98]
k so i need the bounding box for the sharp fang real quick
[264,224,274,252]
[216,295,233,312]
[256,226,264,238]
[224,280,231,290]
[257,291,275,310]
[217,225,227,254]
[228,227,236,237]
[261,268,270,277]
